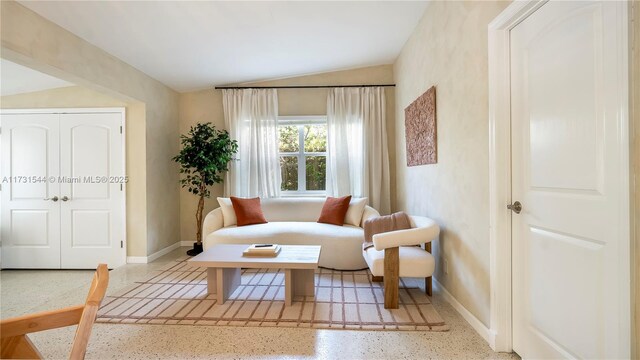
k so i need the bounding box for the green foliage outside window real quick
[304,125,327,152]
[306,156,326,190]
[279,125,299,152]
[280,156,298,191]
[278,124,327,192]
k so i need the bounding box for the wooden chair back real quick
[0,264,109,360]
[70,264,109,359]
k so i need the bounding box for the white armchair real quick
[362,215,440,309]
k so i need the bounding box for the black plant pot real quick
[186,242,203,256]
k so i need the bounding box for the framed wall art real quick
[404,85,437,166]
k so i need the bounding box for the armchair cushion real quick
[363,246,435,278]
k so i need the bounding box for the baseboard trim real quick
[126,241,182,264]
[433,278,493,345]
[148,242,182,262]
[125,256,148,264]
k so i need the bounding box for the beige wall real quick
[393,1,510,326]
[0,86,149,256]
[178,65,396,243]
[2,86,122,108]
[1,1,180,256]
[633,0,639,355]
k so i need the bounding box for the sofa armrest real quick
[360,206,380,228]
[202,208,224,243]
[372,216,439,251]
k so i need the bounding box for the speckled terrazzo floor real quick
[0,247,520,359]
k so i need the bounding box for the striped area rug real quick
[97,257,448,331]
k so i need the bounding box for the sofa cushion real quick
[206,222,368,270]
[318,196,352,226]
[363,246,435,278]
[230,197,267,226]
[255,198,326,222]
[217,197,237,227]
[344,197,368,227]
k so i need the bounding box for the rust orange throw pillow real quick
[318,195,352,226]
[230,197,268,226]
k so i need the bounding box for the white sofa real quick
[202,198,380,270]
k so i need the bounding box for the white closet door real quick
[59,113,125,269]
[1,114,61,269]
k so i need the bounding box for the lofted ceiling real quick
[0,59,74,96]
[19,1,429,93]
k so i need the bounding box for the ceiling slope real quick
[19,1,429,92]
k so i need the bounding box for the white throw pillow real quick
[217,197,237,227]
[344,197,368,227]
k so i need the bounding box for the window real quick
[278,116,327,195]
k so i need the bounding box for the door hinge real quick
[121,240,124,248]
[120,183,123,191]
[120,125,123,134]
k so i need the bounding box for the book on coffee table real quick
[243,244,281,257]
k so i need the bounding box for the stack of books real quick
[242,244,281,257]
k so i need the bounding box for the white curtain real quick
[326,87,391,214]
[222,89,281,198]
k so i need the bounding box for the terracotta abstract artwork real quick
[404,86,437,166]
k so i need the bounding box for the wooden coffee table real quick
[188,244,321,306]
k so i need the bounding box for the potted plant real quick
[173,123,238,256]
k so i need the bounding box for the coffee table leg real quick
[216,267,241,305]
[206,268,217,295]
[285,268,315,306]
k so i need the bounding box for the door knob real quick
[44,196,59,202]
[507,201,522,214]
[61,196,70,202]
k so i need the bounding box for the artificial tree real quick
[173,123,238,255]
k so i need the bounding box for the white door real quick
[1,114,62,268]
[1,110,126,269]
[511,1,630,359]
[59,113,125,269]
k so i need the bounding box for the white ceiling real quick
[19,1,429,93]
[0,59,74,96]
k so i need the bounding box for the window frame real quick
[278,115,327,197]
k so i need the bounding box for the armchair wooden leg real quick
[424,243,433,296]
[371,276,383,282]
[383,247,399,309]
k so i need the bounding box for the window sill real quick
[280,192,326,198]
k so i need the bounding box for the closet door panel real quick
[59,113,125,269]
[1,113,61,269]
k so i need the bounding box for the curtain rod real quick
[213,84,395,90]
